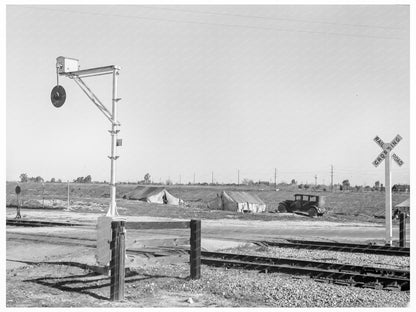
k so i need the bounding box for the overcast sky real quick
[6,4,410,186]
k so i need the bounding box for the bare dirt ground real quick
[5,182,411,307]
[6,205,411,307]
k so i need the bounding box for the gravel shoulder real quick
[6,245,410,308]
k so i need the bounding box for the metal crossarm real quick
[62,65,117,78]
[72,76,120,125]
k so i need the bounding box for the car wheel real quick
[308,207,318,218]
[277,203,287,213]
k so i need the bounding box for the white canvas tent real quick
[124,186,182,205]
[393,198,410,217]
[207,191,266,213]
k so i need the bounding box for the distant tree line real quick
[19,173,45,183]
[392,184,410,192]
[18,172,410,192]
[19,173,92,184]
[73,175,92,183]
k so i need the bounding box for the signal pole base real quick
[96,215,125,267]
[106,204,119,217]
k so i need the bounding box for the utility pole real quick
[42,182,45,209]
[238,169,240,186]
[331,165,334,192]
[67,180,70,209]
[211,171,214,184]
[274,168,277,188]
[314,175,317,186]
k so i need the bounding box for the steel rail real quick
[287,239,410,252]
[7,232,97,248]
[200,251,409,291]
[6,219,89,227]
[200,251,409,278]
[256,239,410,256]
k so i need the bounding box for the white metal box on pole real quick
[56,56,80,74]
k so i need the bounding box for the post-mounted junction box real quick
[57,56,80,74]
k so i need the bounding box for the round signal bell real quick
[51,85,66,107]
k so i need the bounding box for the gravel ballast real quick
[121,243,410,308]
[127,262,410,307]
[222,244,410,270]
[6,245,410,307]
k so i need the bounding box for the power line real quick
[141,5,405,31]
[22,6,405,41]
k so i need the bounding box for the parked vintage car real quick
[277,194,326,217]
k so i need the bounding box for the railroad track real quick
[6,220,410,291]
[7,230,410,292]
[6,218,90,227]
[200,251,410,291]
[255,239,410,257]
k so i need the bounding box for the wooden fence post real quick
[110,220,126,301]
[190,219,201,279]
[399,213,406,248]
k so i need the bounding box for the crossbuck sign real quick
[372,134,404,245]
[373,134,404,167]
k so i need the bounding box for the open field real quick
[6,182,410,223]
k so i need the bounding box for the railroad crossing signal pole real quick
[384,152,392,244]
[108,68,120,216]
[51,57,124,269]
[51,57,122,217]
[372,134,404,246]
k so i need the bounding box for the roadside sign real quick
[385,134,402,152]
[392,153,404,166]
[15,185,22,219]
[373,136,386,149]
[372,134,403,167]
[372,134,404,246]
[372,150,388,167]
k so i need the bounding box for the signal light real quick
[51,85,66,108]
